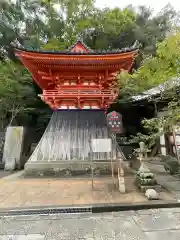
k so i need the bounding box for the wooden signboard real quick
[91,138,112,153]
[106,111,123,134]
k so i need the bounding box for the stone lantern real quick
[135,142,156,192]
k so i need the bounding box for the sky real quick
[95,0,180,14]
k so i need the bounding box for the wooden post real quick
[110,134,113,183]
[91,166,94,190]
[91,152,94,190]
[111,133,117,187]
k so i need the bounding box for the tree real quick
[82,4,177,54]
[0,1,178,58]
[0,0,179,138]
[118,32,180,97]
[131,4,176,55]
[41,0,96,49]
[118,32,180,147]
[0,61,39,126]
[82,7,136,50]
[0,0,47,60]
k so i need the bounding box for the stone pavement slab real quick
[137,207,180,215]
[163,181,180,191]
[0,235,44,240]
[147,161,180,198]
[133,212,180,231]
[113,218,146,240]
[155,175,178,183]
[172,191,180,200]
[1,209,180,239]
[50,218,94,239]
[144,230,180,240]
[146,163,166,174]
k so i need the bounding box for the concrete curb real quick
[0,201,180,216]
[92,200,180,213]
[0,170,24,181]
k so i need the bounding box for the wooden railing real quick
[42,89,116,97]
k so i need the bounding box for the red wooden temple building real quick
[15,40,138,111]
[15,40,138,175]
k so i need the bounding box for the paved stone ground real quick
[0,171,12,179]
[147,160,180,201]
[1,208,180,239]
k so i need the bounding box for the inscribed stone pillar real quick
[0,131,5,169]
[3,126,24,171]
[157,111,169,156]
[159,131,166,156]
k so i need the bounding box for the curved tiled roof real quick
[132,77,180,102]
[15,39,140,56]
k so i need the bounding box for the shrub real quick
[158,154,180,175]
[164,160,180,175]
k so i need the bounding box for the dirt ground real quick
[0,172,145,208]
[0,170,174,209]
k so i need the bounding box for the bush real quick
[158,154,175,162]
[158,155,180,175]
[164,160,180,175]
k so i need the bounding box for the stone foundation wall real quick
[24,160,120,177]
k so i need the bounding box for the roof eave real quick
[14,46,139,56]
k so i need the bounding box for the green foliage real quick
[120,118,165,148]
[0,61,39,125]
[159,155,180,174]
[133,5,176,55]
[0,0,179,132]
[83,4,177,52]
[82,7,136,50]
[158,154,177,162]
[42,39,67,51]
[0,0,177,56]
[164,160,180,175]
[118,32,180,149]
[0,0,47,59]
[118,33,180,99]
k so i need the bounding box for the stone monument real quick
[3,126,24,171]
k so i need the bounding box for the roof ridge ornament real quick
[131,40,141,49]
[68,38,93,53]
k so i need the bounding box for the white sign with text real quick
[91,138,112,153]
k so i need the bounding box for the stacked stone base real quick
[24,160,120,177]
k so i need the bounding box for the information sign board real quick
[106,111,123,133]
[91,138,112,153]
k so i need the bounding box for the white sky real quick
[95,0,180,13]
